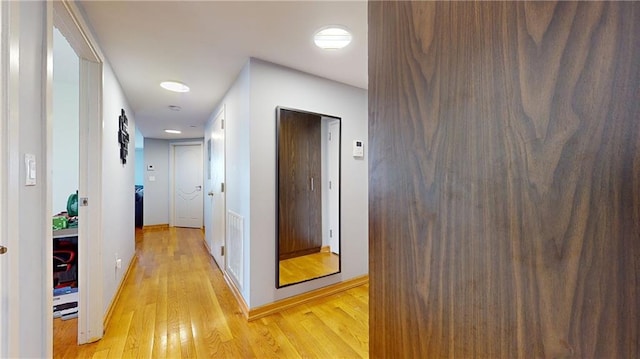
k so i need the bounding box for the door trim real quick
[208,106,226,270]
[51,0,104,346]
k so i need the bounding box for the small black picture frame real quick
[118,109,129,164]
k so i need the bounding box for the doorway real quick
[171,143,204,228]
[52,25,80,350]
[51,0,104,348]
[327,119,340,255]
[207,109,226,269]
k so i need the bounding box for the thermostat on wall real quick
[353,140,364,158]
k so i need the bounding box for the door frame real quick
[169,141,204,228]
[327,119,341,255]
[0,1,21,356]
[50,0,104,346]
[207,107,226,268]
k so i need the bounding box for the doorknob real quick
[208,191,214,196]
[0,246,7,255]
[196,185,202,191]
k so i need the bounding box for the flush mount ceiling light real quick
[314,26,352,50]
[160,81,190,93]
[164,129,182,134]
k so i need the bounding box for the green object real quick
[67,192,78,217]
[52,216,68,230]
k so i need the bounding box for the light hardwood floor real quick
[54,227,368,358]
[279,251,339,286]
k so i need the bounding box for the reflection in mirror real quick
[276,107,341,287]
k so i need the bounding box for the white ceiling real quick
[77,0,368,140]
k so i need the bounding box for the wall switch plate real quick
[25,154,36,186]
[352,140,364,158]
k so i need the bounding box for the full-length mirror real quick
[276,107,341,287]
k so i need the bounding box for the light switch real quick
[25,154,36,186]
[149,175,156,182]
[352,140,364,158]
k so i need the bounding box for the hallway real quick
[54,227,368,358]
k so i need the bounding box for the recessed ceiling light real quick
[160,81,190,93]
[164,129,182,134]
[314,26,352,50]
[168,105,182,111]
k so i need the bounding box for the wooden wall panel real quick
[368,1,640,358]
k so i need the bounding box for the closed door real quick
[328,120,340,254]
[209,111,225,267]
[173,144,203,228]
[278,109,322,260]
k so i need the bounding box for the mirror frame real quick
[275,106,342,288]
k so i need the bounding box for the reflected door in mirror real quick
[278,109,322,260]
[277,107,342,288]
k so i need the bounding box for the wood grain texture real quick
[369,1,640,358]
[279,251,340,287]
[249,275,369,322]
[53,227,368,358]
[278,109,323,260]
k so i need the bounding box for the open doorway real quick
[134,128,144,228]
[49,1,104,349]
[51,25,80,348]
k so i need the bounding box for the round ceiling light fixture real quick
[314,26,352,50]
[164,129,182,134]
[160,81,190,93]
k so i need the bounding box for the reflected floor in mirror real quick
[53,227,367,358]
[279,251,339,287]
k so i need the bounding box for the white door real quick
[328,120,340,254]
[0,2,7,354]
[173,144,203,228]
[209,111,226,267]
[1,1,20,354]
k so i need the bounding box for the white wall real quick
[134,125,144,186]
[52,28,79,215]
[101,62,136,314]
[134,148,144,186]
[205,62,251,296]
[248,59,368,307]
[143,138,169,225]
[207,59,368,308]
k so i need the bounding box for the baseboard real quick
[222,270,249,318]
[202,237,212,255]
[142,224,169,231]
[103,255,137,330]
[246,275,369,322]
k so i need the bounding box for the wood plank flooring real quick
[279,252,339,286]
[54,227,368,358]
